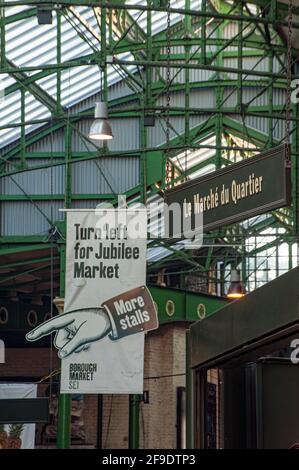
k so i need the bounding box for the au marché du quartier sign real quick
[164,145,291,237]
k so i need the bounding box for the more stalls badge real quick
[103,286,158,340]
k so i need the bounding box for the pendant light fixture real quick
[227,269,245,299]
[89,102,113,140]
[89,67,113,141]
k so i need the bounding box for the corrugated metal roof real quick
[0,0,199,148]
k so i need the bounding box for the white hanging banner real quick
[0,383,37,449]
[26,209,158,393]
[57,208,153,394]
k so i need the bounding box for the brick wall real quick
[140,322,186,449]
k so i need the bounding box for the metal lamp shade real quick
[89,101,113,140]
[227,269,245,299]
[89,119,113,140]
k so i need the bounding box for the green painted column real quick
[57,244,72,449]
[0,7,6,66]
[57,394,71,449]
[129,395,141,449]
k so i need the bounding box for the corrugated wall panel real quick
[70,200,112,209]
[223,88,238,108]
[26,129,65,152]
[71,118,140,152]
[0,201,64,236]
[273,119,288,141]
[224,86,286,109]
[231,114,271,138]
[224,56,270,81]
[72,157,140,194]
[223,21,256,46]
[159,63,214,84]
[109,118,140,151]
[147,117,183,148]
[25,116,140,154]
[0,140,17,156]
[9,78,287,158]
[147,114,211,147]
[69,78,136,115]
[189,89,216,108]
[273,57,283,73]
[0,159,65,195]
[189,67,214,82]
[223,22,239,39]
[157,89,215,109]
[242,87,269,107]
[273,88,287,106]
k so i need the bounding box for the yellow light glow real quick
[89,134,113,140]
[227,292,245,299]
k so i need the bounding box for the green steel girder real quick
[2,45,290,100]
[11,152,138,158]
[3,52,98,96]
[222,116,274,146]
[0,44,290,76]
[0,1,293,104]
[113,56,298,81]
[0,194,116,201]
[148,285,228,324]
[111,5,147,43]
[0,133,285,182]
[4,7,36,24]
[66,5,100,42]
[1,111,266,181]
[0,0,299,22]
[2,1,298,28]
[2,77,289,113]
[50,3,145,96]
[0,104,296,134]
[5,59,60,114]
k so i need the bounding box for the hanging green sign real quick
[164,145,291,237]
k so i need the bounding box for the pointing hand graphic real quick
[26,287,158,359]
[26,308,111,359]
